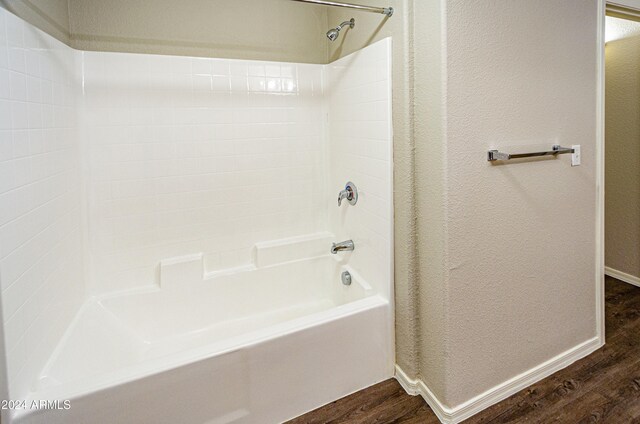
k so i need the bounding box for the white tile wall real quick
[0,8,393,401]
[0,9,83,399]
[81,52,327,293]
[326,39,393,300]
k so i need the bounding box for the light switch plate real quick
[571,145,581,166]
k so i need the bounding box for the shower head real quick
[326,18,355,41]
[326,28,340,42]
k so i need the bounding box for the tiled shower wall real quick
[0,7,393,400]
[326,39,393,300]
[0,9,83,398]
[81,52,327,293]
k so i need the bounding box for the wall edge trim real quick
[596,0,607,347]
[605,266,640,287]
[394,336,602,424]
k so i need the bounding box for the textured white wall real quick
[442,0,599,407]
[605,16,640,280]
[330,0,601,413]
[81,52,327,293]
[0,8,84,399]
[326,38,393,300]
[413,0,448,397]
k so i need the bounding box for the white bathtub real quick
[12,254,394,424]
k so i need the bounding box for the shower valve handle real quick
[338,182,358,206]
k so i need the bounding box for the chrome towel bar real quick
[487,145,575,162]
[291,0,394,17]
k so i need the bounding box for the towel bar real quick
[487,145,574,162]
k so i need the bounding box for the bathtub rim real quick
[13,293,389,421]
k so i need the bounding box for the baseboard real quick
[605,266,640,288]
[394,366,451,423]
[394,336,602,423]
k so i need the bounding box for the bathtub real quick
[12,251,394,424]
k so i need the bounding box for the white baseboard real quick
[605,266,640,287]
[394,336,602,423]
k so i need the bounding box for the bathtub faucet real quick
[331,240,354,254]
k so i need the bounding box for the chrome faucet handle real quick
[337,182,358,206]
[337,189,349,206]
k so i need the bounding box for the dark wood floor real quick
[288,277,640,423]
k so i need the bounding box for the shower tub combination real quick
[0,7,394,424]
[16,237,393,424]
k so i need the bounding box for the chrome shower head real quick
[327,28,340,42]
[326,18,355,41]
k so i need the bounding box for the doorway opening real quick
[603,6,640,288]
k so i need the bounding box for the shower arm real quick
[291,0,393,17]
[336,19,354,30]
